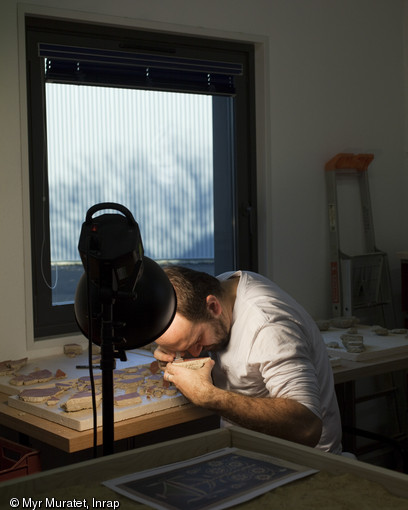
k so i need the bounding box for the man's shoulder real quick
[217,270,268,284]
[217,270,240,281]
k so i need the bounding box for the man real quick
[154,266,342,454]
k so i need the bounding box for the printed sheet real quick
[103,447,318,510]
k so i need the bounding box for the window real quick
[25,17,257,339]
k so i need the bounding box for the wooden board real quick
[8,388,187,432]
[3,349,188,431]
[322,327,408,361]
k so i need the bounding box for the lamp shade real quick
[74,256,176,349]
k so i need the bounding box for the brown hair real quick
[164,266,224,322]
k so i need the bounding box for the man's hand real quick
[153,345,179,364]
[164,358,215,406]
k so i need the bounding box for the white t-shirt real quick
[213,270,342,454]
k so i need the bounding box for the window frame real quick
[25,16,258,339]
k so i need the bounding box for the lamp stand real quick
[100,300,115,456]
[75,203,176,457]
[98,266,126,456]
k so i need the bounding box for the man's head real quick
[155,266,231,357]
[164,266,224,321]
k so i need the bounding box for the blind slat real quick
[39,43,242,95]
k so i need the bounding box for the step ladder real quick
[325,153,395,327]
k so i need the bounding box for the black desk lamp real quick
[74,203,176,455]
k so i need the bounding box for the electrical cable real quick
[85,234,98,458]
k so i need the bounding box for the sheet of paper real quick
[103,447,318,510]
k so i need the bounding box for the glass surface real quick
[45,84,214,305]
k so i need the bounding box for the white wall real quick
[0,0,406,359]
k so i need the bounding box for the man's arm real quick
[164,359,322,447]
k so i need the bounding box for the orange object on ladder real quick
[325,153,395,327]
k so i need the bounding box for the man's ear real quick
[206,295,222,318]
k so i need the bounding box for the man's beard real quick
[206,317,231,353]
